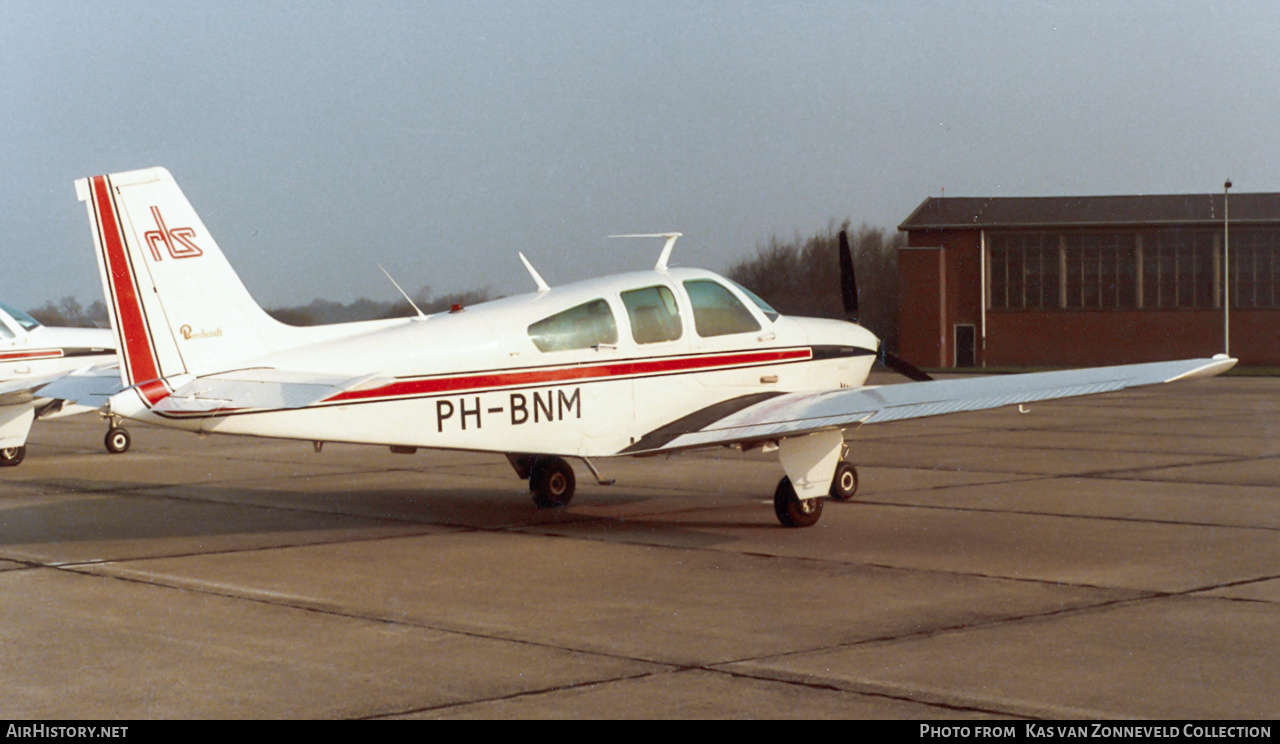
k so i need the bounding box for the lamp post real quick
[1224,179,1232,356]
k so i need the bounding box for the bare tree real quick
[26,297,109,328]
[725,221,903,351]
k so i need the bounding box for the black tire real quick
[0,446,25,467]
[530,456,576,508]
[829,460,858,502]
[773,476,823,528]
[104,427,131,454]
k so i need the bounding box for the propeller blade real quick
[838,229,858,319]
[880,349,934,382]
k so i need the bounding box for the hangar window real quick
[683,280,762,336]
[987,233,1060,310]
[621,285,682,344]
[1064,233,1137,309]
[528,299,618,352]
[990,231,1214,311]
[1230,229,1280,309]
[1140,230,1216,310]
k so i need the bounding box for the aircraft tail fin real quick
[76,167,300,387]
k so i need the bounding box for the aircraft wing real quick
[15,364,126,416]
[0,364,120,407]
[620,356,1236,455]
[0,372,68,406]
[0,364,123,447]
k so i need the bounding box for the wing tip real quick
[1165,355,1237,383]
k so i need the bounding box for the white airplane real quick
[0,301,129,466]
[75,167,1236,526]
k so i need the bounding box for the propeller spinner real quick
[837,228,933,382]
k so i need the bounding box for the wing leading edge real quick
[620,356,1237,455]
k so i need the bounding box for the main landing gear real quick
[773,459,859,528]
[530,456,576,508]
[0,446,25,467]
[508,454,578,509]
[506,452,858,528]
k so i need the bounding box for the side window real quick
[683,280,761,337]
[527,299,618,352]
[621,285,682,344]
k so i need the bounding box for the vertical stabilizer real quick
[77,168,296,386]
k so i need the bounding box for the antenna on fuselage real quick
[378,264,426,318]
[608,232,683,271]
[518,252,551,293]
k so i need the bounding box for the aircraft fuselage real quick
[109,268,879,457]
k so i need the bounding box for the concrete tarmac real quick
[1,373,1277,719]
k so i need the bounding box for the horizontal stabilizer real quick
[621,356,1237,454]
[152,369,392,415]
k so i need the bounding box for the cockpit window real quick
[528,299,618,352]
[0,302,41,333]
[621,285,683,344]
[722,279,778,322]
[683,279,762,337]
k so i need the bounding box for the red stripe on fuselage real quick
[135,378,172,407]
[91,175,165,404]
[323,348,812,405]
[0,349,63,362]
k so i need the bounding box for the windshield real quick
[723,279,779,322]
[0,301,42,331]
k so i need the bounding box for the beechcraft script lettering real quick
[144,206,203,261]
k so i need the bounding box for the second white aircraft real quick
[1,302,125,466]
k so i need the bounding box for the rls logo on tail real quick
[144,206,203,261]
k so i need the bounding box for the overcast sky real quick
[3,0,1277,311]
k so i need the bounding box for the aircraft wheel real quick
[828,461,859,502]
[0,446,25,467]
[774,476,823,528]
[530,456,576,508]
[104,427,131,454]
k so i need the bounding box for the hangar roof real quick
[899,193,1280,231]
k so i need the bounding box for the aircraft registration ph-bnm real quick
[76,167,1237,526]
[0,302,131,466]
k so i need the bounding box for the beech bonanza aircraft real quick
[76,167,1235,526]
[0,301,129,466]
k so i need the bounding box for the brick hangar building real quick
[896,192,1280,368]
